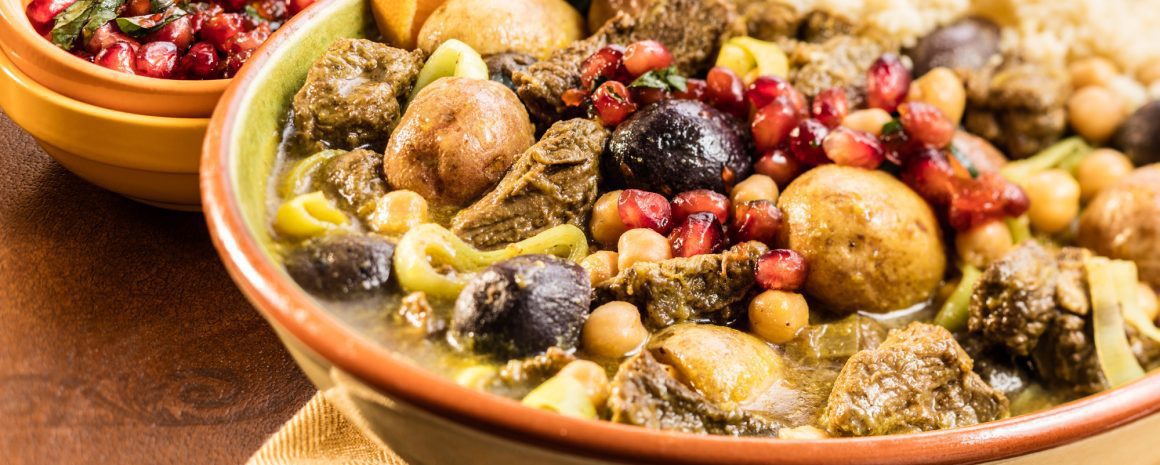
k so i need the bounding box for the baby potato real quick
[1079,164,1160,288]
[417,0,584,60]
[384,77,535,207]
[777,165,946,314]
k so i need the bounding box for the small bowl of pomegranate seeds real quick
[0,0,310,117]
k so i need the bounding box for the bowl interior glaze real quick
[202,0,1160,463]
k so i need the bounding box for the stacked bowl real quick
[0,0,227,210]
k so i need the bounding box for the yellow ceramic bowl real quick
[0,47,206,210]
[0,0,228,118]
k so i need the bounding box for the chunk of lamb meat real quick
[785,33,894,103]
[486,52,538,92]
[727,0,801,42]
[316,148,388,217]
[595,241,767,329]
[1032,312,1106,395]
[968,241,1059,356]
[514,0,733,128]
[292,39,425,152]
[962,57,1070,159]
[451,119,608,249]
[822,323,1010,436]
[608,350,780,435]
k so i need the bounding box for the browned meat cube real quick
[822,323,1010,436]
[968,241,1059,356]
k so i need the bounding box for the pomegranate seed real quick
[747,76,806,115]
[25,0,77,34]
[705,66,746,118]
[623,40,673,77]
[670,212,726,257]
[71,49,94,62]
[85,22,139,54]
[125,0,151,16]
[751,95,800,152]
[879,121,921,166]
[1001,181,1030,217]
[630,86,669,106]
[201,13,245,52]
[754,148,801,187]
[135,41,179,78]
[254,0,289,20]
[755,249,808,291]
[618,189,673,234]
[672,78,706,101]
[223,22,270,54]
[866,54,911,113]
[732,200,783,245]
[562,88,588,107]
[216,0,248,12]
[592,81,638,127]
[947,174,1012,231]
[224,48,253,77]
[287,0,314,15]
[898,102,955,148]
[901,148,955,205]
[94,42,137,74]
[811,87,849,128]
[145,15,194,51]
[822,126,885,169]
[178,41,224,79]
[671,189,730,225]
[189,3,225,31]
[580,45,629,90]
[787,119,830,166]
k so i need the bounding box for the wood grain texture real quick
[0,110,315,465]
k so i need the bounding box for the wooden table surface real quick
[0,110,316,465]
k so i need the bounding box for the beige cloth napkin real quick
[246,392,406,465]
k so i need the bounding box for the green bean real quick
[1000,137,1091,185]
[393,223,589,300]
[1005,216,1033,245]
[934,264,982,332]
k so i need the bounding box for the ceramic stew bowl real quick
[202,0,1160,462]
[0,0,228,118]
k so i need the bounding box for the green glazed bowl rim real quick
[201,0,1160,463]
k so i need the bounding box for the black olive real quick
[1113,101,1160,166]
[283,234,395,300]
[605,100,753,196]
[906,17,1001,77]
[451,255,591,359]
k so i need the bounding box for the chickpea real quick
[590,190,628,247]
[1138,56,1160,86]
[1139,283,1159,323]
[580,251,619,285]
[731,174,779,206]
[1075,148,1135,202]
[1068,57,1118,89]
[617,228,672,270]
[557,360,611,406]
[748,290,809,344]
[1067,86,1125,143]
[841,108,894,136]
[955,220,1014,268]
[365,190,429,235]
[1023,169,1081,234]
[582,301,649,359]
[905,67,966,124]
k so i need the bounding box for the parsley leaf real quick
[949,144,980,178]
[629,66,688,93]
[881,119,903,136]
[115,6,186,37]
[50,0,127,49]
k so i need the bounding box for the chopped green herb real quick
[629,66,688,93]
[50,0,127,49]
[881,119,903,137]
[949,145,979,178]
[115,7,186,37]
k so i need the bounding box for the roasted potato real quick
[777,165,947,314]
[384,77,536,207]
[1078,164,1160,288]
[417,0,584,60]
